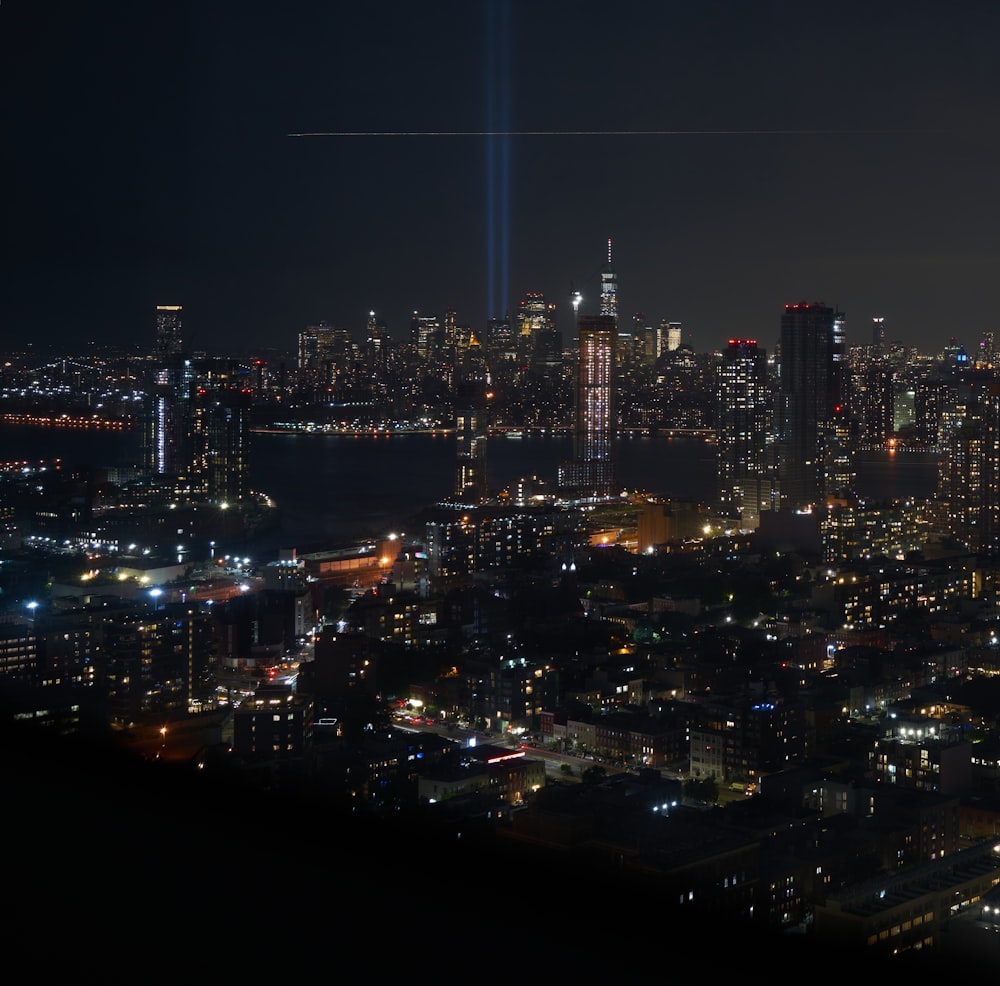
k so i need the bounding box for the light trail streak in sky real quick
[288,129,938,137]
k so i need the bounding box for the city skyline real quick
[5,1,1000,357]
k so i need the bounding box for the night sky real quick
[5,0,999,358]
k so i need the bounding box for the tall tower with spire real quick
[557,242,618,500]
[599,238,617,325]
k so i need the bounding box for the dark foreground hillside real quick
[4,726,994,981]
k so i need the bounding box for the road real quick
[397,720,641,783]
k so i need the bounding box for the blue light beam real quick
[484,0,511,323]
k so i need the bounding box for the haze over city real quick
[5,0,1000,357]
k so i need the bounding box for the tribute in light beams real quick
[484,0,510,322]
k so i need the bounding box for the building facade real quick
[559,314,617,499]
[716,338,774,527]
[154,304,182,358]
[777,302,850,510]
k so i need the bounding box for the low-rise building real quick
[231,682,313,762]
[813,839,1000,960]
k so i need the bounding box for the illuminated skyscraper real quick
[148,357,195,483]
[872,316,886,356]
[558,313,616,499]
[936,378,1000,554]
[858,364,895,446]
[298,322,351,382]
[776,302,850,510]
[637,320,681,365]
[516,292,556,363]
[366,310,389,371]
[444,309,458,348]
[198,387,250,505]
[452,341,491,504]
[981,330,996,367]
[411,312,442,361]
[664,321,682,352]
[147,358,249,504]
[716,338,774,527]
[144,306,249,506]
[297,328,319,371]
[454,405,488,504]
[486,314,516,364]
[155,305,183,358]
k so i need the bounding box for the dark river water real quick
[0,424,942,555]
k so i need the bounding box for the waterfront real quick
[0,424,943,557]
[248,431,725,551]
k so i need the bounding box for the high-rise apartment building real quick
[936,377,1000,554]
[149,367,251,503]
[155,305,183,358]
[859,365,895,446]
[776,302,850,510]
[716,338,774,527]
[558,313,616,499]
[148,357,195,482]
[145,300,250,503]
[974,381,1000,554]
[454,407,487,504]
[198,387,251,505]
[102,602,214,721]
[453,374,489,504]
[914,375,952,448]
[145,306,189,485]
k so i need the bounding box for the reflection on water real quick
[852,448,942,502]
[249,434,942,550]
